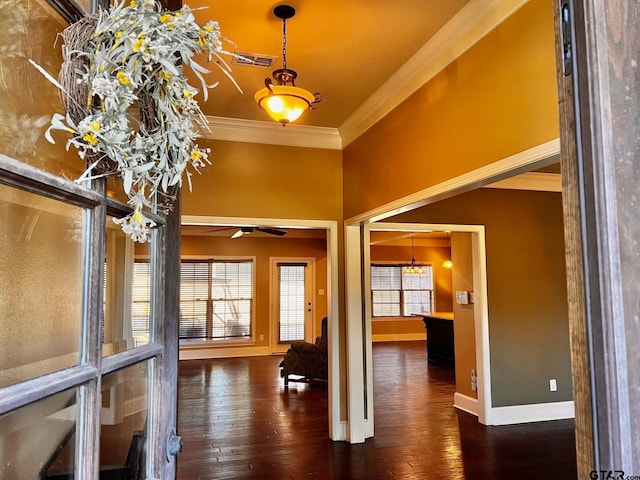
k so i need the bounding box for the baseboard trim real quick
[331,421,348,442]
[490,400,575,425]
[453,392,479,416]
[372,333,425,342]
[179,345,271,360]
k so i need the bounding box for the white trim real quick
[346,138,561,225]
[345,224,367,443]
[362,228,375,440]
[205,115,342,150]
[334,421,348,442]
[179,345,270,360]
[490,401,575,425]
[180,215,342,442]
[339,0,530,147]
[472,230,491,426]
[454,392,479,416]
[325,222,341,442]
[485,172,562,192]
[372,333,425,342]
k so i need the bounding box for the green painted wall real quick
[388,188,572,407]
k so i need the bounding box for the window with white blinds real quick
[179,262,209,339]
[132,262,152,342]
[133,259,254,341]
[209,261,253,340]
[277,264,306,343]
[371,264,434,317]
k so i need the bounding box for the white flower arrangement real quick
[34,0,239,242]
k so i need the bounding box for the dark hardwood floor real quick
[177,341,577,479]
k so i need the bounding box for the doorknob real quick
[166,427,183,460]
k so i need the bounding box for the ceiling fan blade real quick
[255,227,287,236]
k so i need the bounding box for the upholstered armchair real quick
[280,317,328,390]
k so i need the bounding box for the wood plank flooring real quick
[177,341,577,479]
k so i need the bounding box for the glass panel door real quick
[0,1,181,477]
[270,258,314,353]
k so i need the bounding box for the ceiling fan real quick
[199,225,288,238]
[230,226,287,238]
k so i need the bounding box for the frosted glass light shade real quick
[254,85,316,124]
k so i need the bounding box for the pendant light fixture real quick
[254,5,321,125]
[442,232,453,268]
[404,235,425,274]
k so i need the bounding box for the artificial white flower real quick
[36,0,239,242]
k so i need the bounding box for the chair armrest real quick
[289,341,321,354]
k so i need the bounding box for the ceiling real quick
[188,0,471,129]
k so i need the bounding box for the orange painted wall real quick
[451,232,477,399]
[342,0,559,218]
[182,140,343,220]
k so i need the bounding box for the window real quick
[131,262,152,344]
[179,259,254,341]
[134,259,254,342]
[371,264,434,317]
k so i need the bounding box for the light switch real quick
[455,291,469,304]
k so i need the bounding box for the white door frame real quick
[368,223,490,423]
[269,256,316,353]
[344,139,561,442]
[181,215,343,441]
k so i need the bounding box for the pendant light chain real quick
[282,17,288,71]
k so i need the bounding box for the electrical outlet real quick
[471,370,477,391]
[550,379,557,392]
[259,334,264,341]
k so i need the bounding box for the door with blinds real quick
[270,258,315,354]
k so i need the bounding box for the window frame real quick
[169,255,257,345]
[370,262,435,319]
[0,151,171,478]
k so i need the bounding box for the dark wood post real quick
[555,0,640,474]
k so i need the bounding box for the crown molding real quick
[339,0,530,148]
[485,172,562,192]
[204,116,342,150]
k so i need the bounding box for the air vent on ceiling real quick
[232,52,278,68]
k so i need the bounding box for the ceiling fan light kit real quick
[254,4,321,125]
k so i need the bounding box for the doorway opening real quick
[180,214,343,440]
[344,139,568,442]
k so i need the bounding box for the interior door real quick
[0,1,180,476]
[270,258,315,353]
